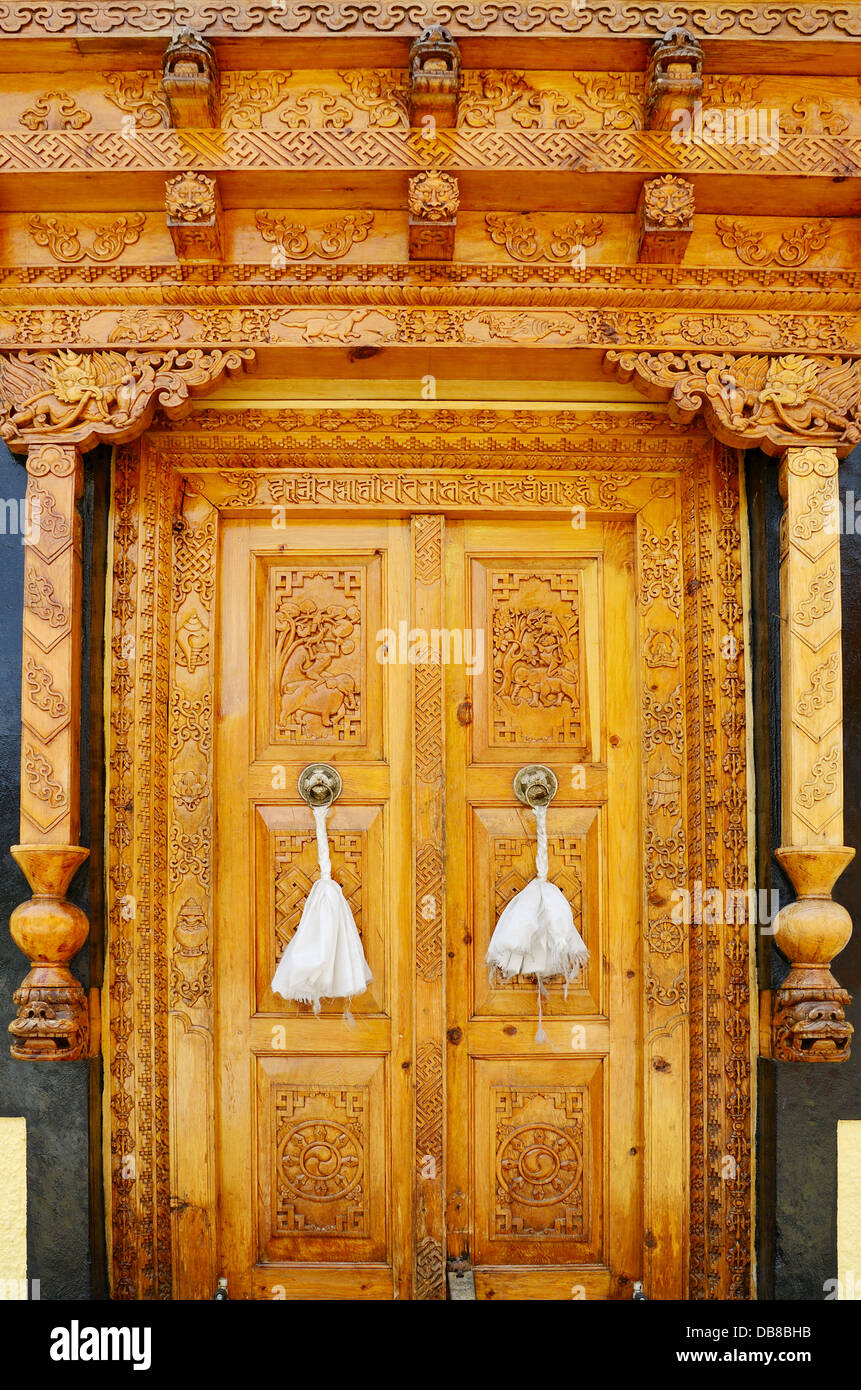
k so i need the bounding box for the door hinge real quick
[446,1256,476,1301]
[213,1276,228,1300]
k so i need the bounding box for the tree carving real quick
[604,351,861,456]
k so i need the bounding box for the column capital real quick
[0,346,255,454]
[604,351,861,457]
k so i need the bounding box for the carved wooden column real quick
[0,345,255,1058]
[773,445,854,1061]
[10,440,89,1058]
[603,349,861,1062]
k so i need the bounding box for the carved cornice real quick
[0,128,856,177]
[2,264,858,297]
[0,347,255,452]
[0,2,857,41]
[604,351,861,456]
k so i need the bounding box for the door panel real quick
[471,803,601,1019]
[215,510,642,1299]
[445,518,641,1299]
[216,518,413,1300]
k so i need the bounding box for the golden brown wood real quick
[411,515,446,1299]
[97,416,753,1299]
[214,515,413,1299]
[636,176,694,265]
[772,447,854,1061]
[444,516,641,1297]
[165,172,224,261]
[7,10,852,1284]
[8,441,89,1059]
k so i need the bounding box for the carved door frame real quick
[101,408,754,1299]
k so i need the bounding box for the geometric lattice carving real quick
[274,830,363,960]
[492,834,585,992]
[415,840,443,981]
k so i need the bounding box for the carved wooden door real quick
[443,518,641,1299]
[213,511,642,1299]
[215,517,414,1299]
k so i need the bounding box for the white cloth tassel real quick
[486,803,588,1042]
[271,803,372,1015]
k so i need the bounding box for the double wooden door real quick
[215,510,642,1299]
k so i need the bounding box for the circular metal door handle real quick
[513,764,558,808]
[298,763,343,808]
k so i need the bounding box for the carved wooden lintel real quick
[162,28,219,128]
[408,24,460,129]
[644,27,703,131]
[408,170,459,261]
[166,171,224,261]
[637,175,694,264]
[0,346,255,453]
[603,351,861,457]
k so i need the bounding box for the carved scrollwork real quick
[255,211,374,260]
[27,213,146,264]
[0,347,255,452]
[485,213,603,264]
[715,218,832,268]
[604,351,861,456]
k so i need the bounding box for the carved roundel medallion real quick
[278,1119,363,1202]
[496,1123,582,1205]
